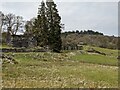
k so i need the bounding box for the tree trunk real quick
[6,27,11,45]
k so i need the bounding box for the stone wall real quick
[11,35,37,48]
[62,44,83,50]
[1,48,46,53]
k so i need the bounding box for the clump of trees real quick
[25,0,62,52]
[0,11,24,44]
[62,30,104,36]
[1,0,62,52]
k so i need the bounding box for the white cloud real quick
[57,2,118,36]
[1,2,40,20]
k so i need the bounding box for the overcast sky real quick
[0,0,118,36]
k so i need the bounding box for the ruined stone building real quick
[11,35,37,48]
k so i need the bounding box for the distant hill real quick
[61,30,118,50]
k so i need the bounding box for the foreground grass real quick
[2,51,118,88]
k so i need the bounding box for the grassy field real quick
[2,46,118,88]
[71,54,117,66]
[84,45,118,57]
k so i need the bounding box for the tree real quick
[32,15,42,46]
[46,0,62,52]
[0,11,4,44]
[0,11,5,33]
[25,17,36,36]
[3,13,15,43]
[3,14,24,35]
[12,16,24,35]
[38,0,48,47]
[31,1,49,47]
[2,13,24,44]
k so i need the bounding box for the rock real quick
[1,54,18,64]
[87,48,106,55]
[117,56,120,59]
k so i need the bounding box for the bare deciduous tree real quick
[1,13,24,44]
[0,11,5,33]
[3,13,24,35]
[25,17,36,35]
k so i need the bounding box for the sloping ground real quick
[71,54,117,66]
[2,47,118,88]
[83,45,118,57]
[71,46,118,66]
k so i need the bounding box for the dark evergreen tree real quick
[33,0,48,47]
[46,0,62,52]
[38,1,48,47]
[32,15,42,46]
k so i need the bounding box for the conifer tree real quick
[33,0,48,47]
[32,15,42,46]
[46,0,62,52]
[38,0,48,47]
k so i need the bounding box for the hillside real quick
[61,30,118,50]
